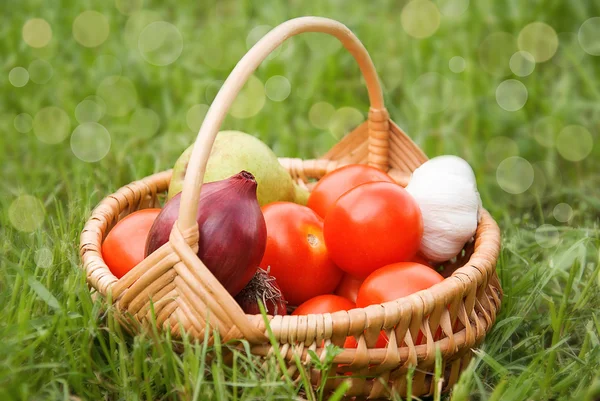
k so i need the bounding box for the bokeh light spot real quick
[9,195,45,232]
[265,76,291,102]
[479,32,516,77]
[124,10,161,50]
[28,59,54,84]
[438,0,469,16]
[96,76,137,116]
[553,203,573,223]
[246,25,270,48]
[496,79,528,111]
[329,107,364,139]
[22,18,52,48]
[510,51,535,77]
[449,56,466,73]
[186,104,209,132]
[33,107,71,144]
[401,0,441,39]
[70,122,111,162]
[309,102,336,130]
[410,72,453,113]
[578,17,600,56]
[302,33,341,56]
[535,224,560,248]
[14,113,33,133]
[556,125,593,162]
[9,67,29,87]
[115,0,143,15]
[533,116,560,148]
[496,156,534,194]
[485,136,519,166]
[73,11,110,48]
[246,25,281,60]
[35,247,53,268]
[75,99,104,123]
[139,21,183,66]
[130,108,160,138]
[518,22,558,63]
[230,75,265,119]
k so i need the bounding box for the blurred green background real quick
[1,0,599,400]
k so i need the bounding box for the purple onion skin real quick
[146,171,267,297]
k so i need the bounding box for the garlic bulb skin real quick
[406,158,480,262]
[411,155,477,188]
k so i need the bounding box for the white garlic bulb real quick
[406,156,480,262]
[411,155,477,188]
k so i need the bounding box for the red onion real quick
[146,171,266,297]
[235,268,287,315]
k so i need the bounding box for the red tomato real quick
[334,273,363,304]
[260,202,343,306]
[323,182,423,278]
[292,295,368,348]
[292,294,355,316]
[291,294,389,348]
[308,164,395,218]
[102,208,161,279]
[356,262,444,307]
[344,333,388,348]
[357,262,445,345]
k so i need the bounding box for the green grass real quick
[1,0,600,400]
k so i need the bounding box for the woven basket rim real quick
[82,168,500,328]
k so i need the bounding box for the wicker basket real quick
[80,17,502,398]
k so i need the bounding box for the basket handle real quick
[178,16,387,231]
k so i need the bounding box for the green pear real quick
[168,130,309,206]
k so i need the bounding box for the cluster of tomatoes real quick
[261,165,445,343]
[102,164,446,348]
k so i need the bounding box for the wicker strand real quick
[368,107,391,171]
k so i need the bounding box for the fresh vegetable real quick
[356,262,444,308]
[168,131,309,206]
[235,268,287,315]
[323,181,423,278]
[406,156,481,262]
[357,262,445,345]
[293,294,387,348]
[334,273,363,304]
[292,294,355,316]
[343,333,388,348]
[307,164,395,218]
[146,171,266,297]
[260,202,343,306]
[102,208,161,279]
[412,155,478,186]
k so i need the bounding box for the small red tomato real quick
[324,182,423,278]
[357,262,445,345]
[292,295,366,348]
[292,294,355,316]
[334,274,363,304]
[101,208,161,279]
[308,164,395,218]
[260,202,343,306]
[356,262,444,308]
[344,333,388,348]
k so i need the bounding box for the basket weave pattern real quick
[80,17,502,398]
